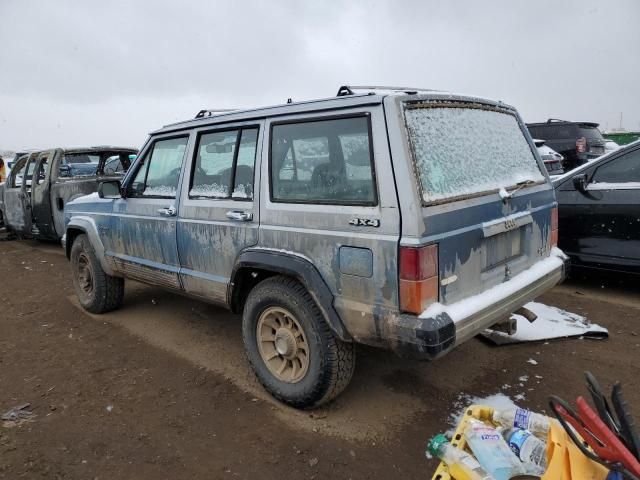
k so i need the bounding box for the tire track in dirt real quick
[69,281,429,442]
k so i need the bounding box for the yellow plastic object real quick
[544,420,608,480]
[432,405,496,480]
[431,405,609,480]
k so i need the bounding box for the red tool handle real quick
[576,397,640,477]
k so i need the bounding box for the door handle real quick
[226,210,253,222]
[157,206,177,217]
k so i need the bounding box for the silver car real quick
[63,86,567,408]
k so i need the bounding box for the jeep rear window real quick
[404,103,545,204]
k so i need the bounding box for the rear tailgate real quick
[385,95,556,308]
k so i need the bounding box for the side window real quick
[59,154,100,177]
[270,116,376,205]
[103,154,132,175]
[36,155,50,185]
[129,137,188,198]
[190,127,258,200]
[592,150,640,184]
[10,158,28,187]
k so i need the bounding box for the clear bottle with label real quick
[463,420,527,480]
[493,408,551,438]
[427,434,495,480]
[504,428,547,474]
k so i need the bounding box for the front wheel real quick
[242,276,356,409]
[70,234,124,314]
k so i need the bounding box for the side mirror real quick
[572,173,588,192]
[58,164,71,177]
[98,180,122,199]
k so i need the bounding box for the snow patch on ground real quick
[446,392,519,436]
[482,301,608,345]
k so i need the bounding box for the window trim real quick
[188,125,260,201]
[126,134,190,199]
[268,112,378,207]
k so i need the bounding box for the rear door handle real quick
[157,206,177,217]
[226,210,253,222]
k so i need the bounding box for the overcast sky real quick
[1,0,639,151]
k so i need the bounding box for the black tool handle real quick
[585,371,621,435]
[612,382,640,461]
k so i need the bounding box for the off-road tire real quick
[242,275,356,409]
[70,234,124,314]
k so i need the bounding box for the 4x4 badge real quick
[349,218,380,227]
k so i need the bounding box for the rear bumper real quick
[389,248,569,360]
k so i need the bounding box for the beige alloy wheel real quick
[257,306,310,383]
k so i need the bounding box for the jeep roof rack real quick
[195,108,238,119]
[336,85,437,97]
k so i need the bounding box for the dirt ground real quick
[1,238,639,479]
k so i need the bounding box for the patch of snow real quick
[482,301,608,344]
[498,187,510,199]
[143,185,176,197]
[447,393,519,433]
[527,358,538,365]
[518,375,529,383]
[190,183,229,198]
[588,182,640,191]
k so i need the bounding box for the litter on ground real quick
[2,403,35,427]
[482,301,609,345]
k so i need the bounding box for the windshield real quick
[404,103,545,203]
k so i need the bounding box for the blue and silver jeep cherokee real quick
[63,86,567,408]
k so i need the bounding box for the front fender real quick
[65,216,116,276]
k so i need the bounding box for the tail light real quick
[550,207,558,247]
[576,137,587,153]
[399,244,439,314]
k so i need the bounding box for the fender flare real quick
[65,216,116,276]
[229,249,352,342]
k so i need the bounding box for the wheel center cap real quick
[274,328,296,357]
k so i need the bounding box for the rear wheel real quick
[242,276,355,408]
[70,234,124,313]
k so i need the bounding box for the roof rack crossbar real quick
[195,108,238,119]
[336,85,436,97]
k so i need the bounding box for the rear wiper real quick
[500,180,536,200]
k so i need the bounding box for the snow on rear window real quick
[404,104,545,203]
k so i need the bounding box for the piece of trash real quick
[2,403,35,426]
[106,405,113,412]
[482,302,608,345]
[527,358,538,365]
[151,299,157,305]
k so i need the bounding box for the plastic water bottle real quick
[504,428,547,473]
[464,420,527,480]
[427,434,495,480]
[493,408,551,438]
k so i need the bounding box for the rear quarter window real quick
[270,116,377,205]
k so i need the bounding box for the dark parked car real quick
[0,146,136,240]
[553,140,640,274]
[528,119,607,171]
